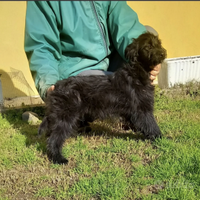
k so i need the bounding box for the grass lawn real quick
[0,83,200,200]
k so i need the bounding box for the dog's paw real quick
[48,154,69,165]
[52,157,69,165]
[146,131,162,141]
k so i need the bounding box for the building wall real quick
[0,1,200,98]
[127,1,200,58]
[0,1,38,98]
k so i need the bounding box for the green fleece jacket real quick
[24,1,146,100]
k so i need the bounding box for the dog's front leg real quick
[130,112,162,140]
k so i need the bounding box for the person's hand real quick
[47,85,55,96]
[150,63,161,83]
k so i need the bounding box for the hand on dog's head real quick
[125,32,167,72]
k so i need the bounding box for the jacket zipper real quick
[90,1,108,56]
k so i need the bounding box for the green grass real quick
[0,83,200,200]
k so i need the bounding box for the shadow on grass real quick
[1,106,47,153]
[85,120,145,141]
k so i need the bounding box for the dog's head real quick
[125,32,167,72]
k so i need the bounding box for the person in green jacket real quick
[24,1,161,101]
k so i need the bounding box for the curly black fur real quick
[38,32,167,164]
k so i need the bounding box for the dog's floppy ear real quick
[125,38,138,63]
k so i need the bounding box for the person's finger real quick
[51,85,55,91]
[150,63,161,71]
[47,85,55,95]
[151,69,159,76]
[150,74,156,81]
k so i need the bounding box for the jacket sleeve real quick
[107,1,147,61]
[24,1,61,100]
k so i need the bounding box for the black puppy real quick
[39,32,167,164]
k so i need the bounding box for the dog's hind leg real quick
[130,112,162,141]
[47,119,77,164]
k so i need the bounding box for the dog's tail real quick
[38,116,49,137]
